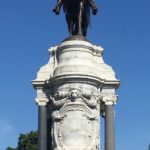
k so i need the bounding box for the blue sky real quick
[0,0,150,149]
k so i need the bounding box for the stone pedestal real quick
[32,36,120,150]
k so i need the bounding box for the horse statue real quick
[53,0,98,37]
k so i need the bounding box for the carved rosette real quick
[50,88,101,150]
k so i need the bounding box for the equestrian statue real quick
[53,0,98,37]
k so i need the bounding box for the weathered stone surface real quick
[32,38,120,150]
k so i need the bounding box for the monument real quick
[32,1,120,150]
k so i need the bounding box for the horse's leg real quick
[73,17,78,35]
[82,22,88,36]
[82,11,90,36]
[69,21,74,36]
[77,2,84,35]
[66,14,73,36]
[82,3,90,36]
[74,22,78,35]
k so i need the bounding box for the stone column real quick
[32,45,57,150]
[102,95,117,150]
[35,88,49,150]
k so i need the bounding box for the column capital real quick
[35,88,49,106]
[102,95,118,105]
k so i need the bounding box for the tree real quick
[148,144,150,150]
[6,131,37,150]
[6,148,17,150]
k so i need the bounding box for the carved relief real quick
[50,88,101,150]
[50,88,101,109]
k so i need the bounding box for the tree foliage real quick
[6,131,37,150]
[6,148,17,150]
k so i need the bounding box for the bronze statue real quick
[53,0,98,37]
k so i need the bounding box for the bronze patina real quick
[53,0,98,37]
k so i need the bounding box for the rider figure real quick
[53,0,98,15]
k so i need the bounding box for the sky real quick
[0,0,150,149]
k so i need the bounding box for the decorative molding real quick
[35,88,49,106]
[102,95,118,105]
[49,46,58,55]
[93,45,104,57]
[51,100,100,149]
[50,88,101,109]
[49,86,101,149]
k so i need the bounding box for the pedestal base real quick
[32,37,120,150]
